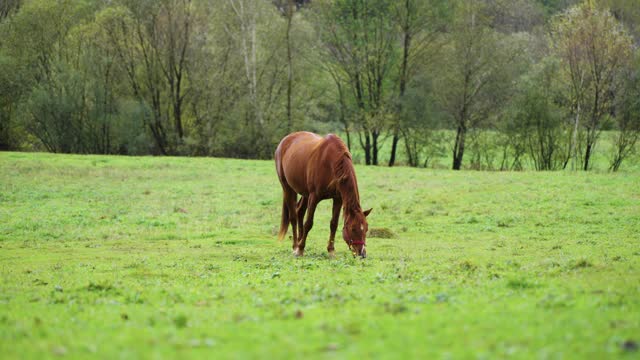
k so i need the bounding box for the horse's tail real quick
[278,197,289,241]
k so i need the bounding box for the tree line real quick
[1,0,639,171]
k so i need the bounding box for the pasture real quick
[0,152,639,359]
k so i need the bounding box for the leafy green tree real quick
[0,0,21,21]
[398,74,447,167]
[218,0,292,158]
[486,0,545,33]
[94,0,198,155]
[2,0,97,152]
[601,0,640,39]
[435,0,524,170]
[550,1,633,170]
[506,57,571,170]
[609,55,640,171]
[388,0,449,167]
[314,0,398,165]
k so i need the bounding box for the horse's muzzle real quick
[351,246,366,258]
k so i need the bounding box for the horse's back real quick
[276,132,322,166]
[276,132,342,195]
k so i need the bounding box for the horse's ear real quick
[363,208,372,217]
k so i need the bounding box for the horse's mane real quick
[333,150,361,212]
[333,151,353,183]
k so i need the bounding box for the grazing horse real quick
[275,131,371,257]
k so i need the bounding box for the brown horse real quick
[275,131,371,257]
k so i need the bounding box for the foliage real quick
[0,0,639,170]
[312,0,399,165]
[609,53,640,171]
[433,0,527,170]
[504,57,571,171]
[549,1,634,170]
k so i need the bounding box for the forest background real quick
[1,0,639,171]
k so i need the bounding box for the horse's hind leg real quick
[282,187,299,251]
[297,194,318,257]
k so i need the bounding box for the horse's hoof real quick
[328,251,335,259]
[293,248,304,257]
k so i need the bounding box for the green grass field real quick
[1,151,639,359]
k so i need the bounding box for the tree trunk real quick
[390,1,412,167]
[285,0,294,132]
[364,132,371,165]
[568,103,581,170]
[388,131,399,166]
[452,124,466,170]
[372,130,379,165]
[583,142,592,171]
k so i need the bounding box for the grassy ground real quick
[1,151,639,359]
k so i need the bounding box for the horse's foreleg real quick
[296,195,318,257]
[328,198,341,257]
[296,197,307,250]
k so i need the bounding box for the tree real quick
[0,0,21,21]
[273,0,302,132]
[506,57,571,170]
[314,0,397,165]
[220,0,291,158]
[550,1,633,170]
[284,0,295,132]
[398,74,447,167]
[226,0,263,128]
[601,0,640,40]
[388,0,447,167]
[1,0,98,153]
[96,0,197,155]
[435,0,522,170]
[609,56,640,171]
[485,0,545,33]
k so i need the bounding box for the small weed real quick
[507,278,537,290]
[457,216,479,224]
[174,314,188,328]
[570,258,593,270]
[538,294,572,309]
[384,302,409,315]
[204,264,220,271]
[435,293,449,303]
[459,260,478,273]
[86,282,115,292]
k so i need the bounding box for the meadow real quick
[0,151,639,359]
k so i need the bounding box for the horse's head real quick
[342,208,372,258]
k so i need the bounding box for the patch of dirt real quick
[368,227,397,239]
